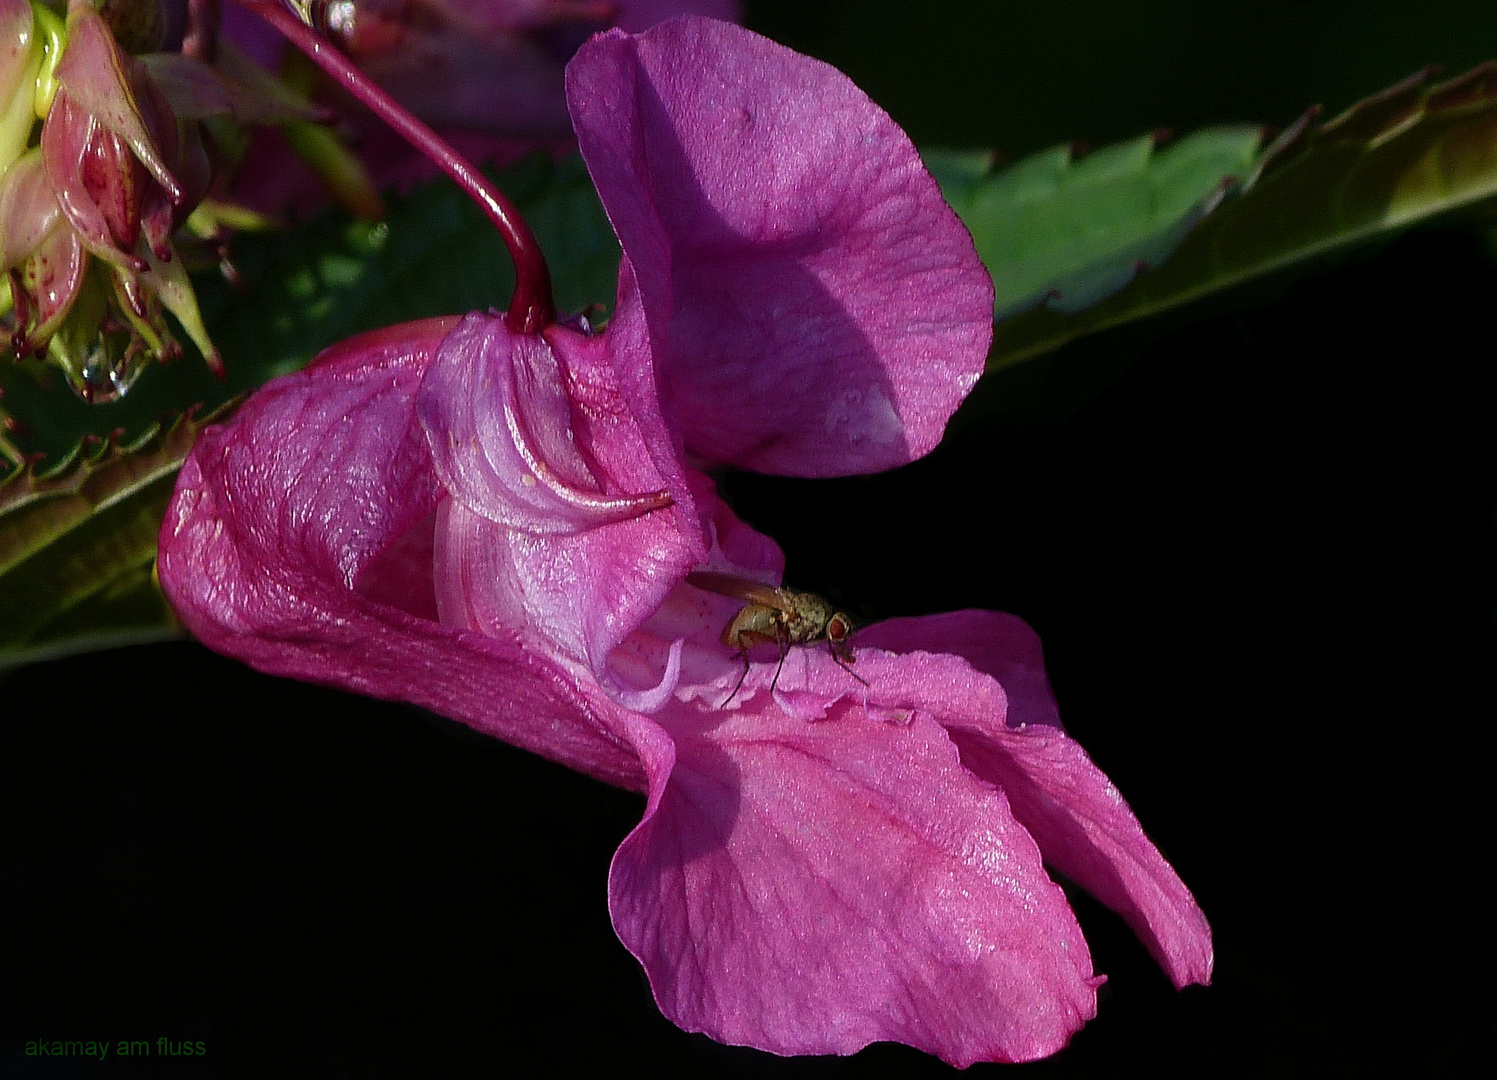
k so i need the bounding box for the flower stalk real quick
[234,0,555,333]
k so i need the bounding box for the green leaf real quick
[197,152,620,375]
[0,405,235,669]
[976,62,1497,369]
[927,126,1263,319]
[0,151,620,464]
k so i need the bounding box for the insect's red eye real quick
[828,616,849,641]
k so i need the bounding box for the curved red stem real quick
[234,0,555,334]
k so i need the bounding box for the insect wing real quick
[685,571,796,614]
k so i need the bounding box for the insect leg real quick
[768,625,791,694]
[719,653,752,709]
[829,646,870,688]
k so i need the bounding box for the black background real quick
[3,1,1495,1076]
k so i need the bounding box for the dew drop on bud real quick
[60,332,149,404]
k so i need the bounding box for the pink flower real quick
[158,17,1210,1066]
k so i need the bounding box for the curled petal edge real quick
[418,312,673,535]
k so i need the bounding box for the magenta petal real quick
[417,312,673,535]
[566,17,993,477]
[418,311,710,672]
[859,616,1212,987]
[609,701,1100,1066]
[354,21,574,138]
[948,726,1214,991]
[157,319,648,790]
[857,611,1065,730]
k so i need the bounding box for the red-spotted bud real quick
[3,0,222,400]
[0,149,87,354]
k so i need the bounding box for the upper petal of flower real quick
[566,17,994,477]
[157,318,651,790]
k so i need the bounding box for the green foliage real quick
[971,63,1497,368]
[928,126,1263,319]
[0,406,234,668]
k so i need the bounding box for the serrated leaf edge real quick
[986,60,1497,369]
[0,398,236,514]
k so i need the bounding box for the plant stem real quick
[182,0,221,62]
[233,0,556,334]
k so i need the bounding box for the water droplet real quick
[61,336,149,405]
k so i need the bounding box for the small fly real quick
[686,571,867,706]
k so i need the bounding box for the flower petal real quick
[857,611,1064,730]
[352,17,574,137]
[417,312,673,536]
[566,17,993,477]
[418,311,710,672]
[947,727,1214,990]
[861,613,1213,989]
[609,696,1100,1067]
[157,318,649,790]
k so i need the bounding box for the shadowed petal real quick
[857,611,1065,731]
[567,17,993,477]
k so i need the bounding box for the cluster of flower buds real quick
[0,0,228,402]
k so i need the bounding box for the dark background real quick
[3,1,1495,1076]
